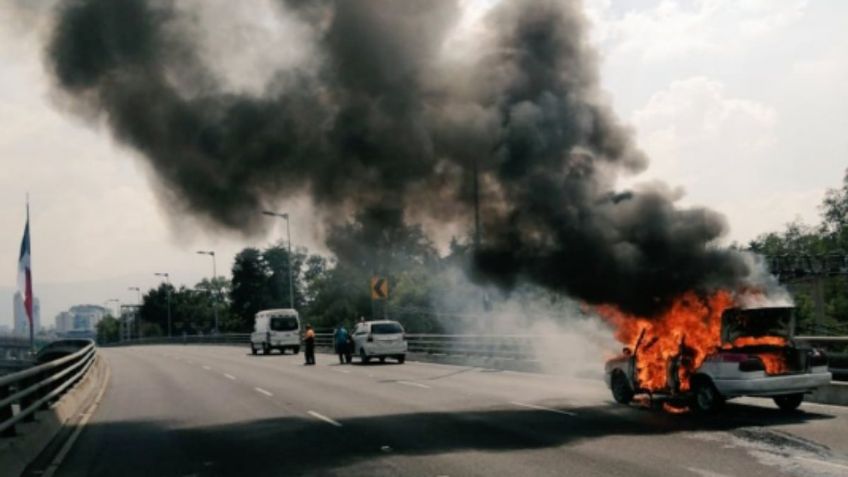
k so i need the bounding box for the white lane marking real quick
[202,365,212,371]
[794,456,848,471]
[254,387,273,397]
[42,359,112,477]
[510,401,577,416]
[308,410,343,427]
[397,380,430,389]
[332,368,351,374]
[223,373,237,380]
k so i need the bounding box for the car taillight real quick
[738,356,765,372]
[367,334,373,342]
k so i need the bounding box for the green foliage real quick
[96,315,120,344]
[749,168,848,334]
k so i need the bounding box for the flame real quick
[757,351,789,375]
[598,290,790,393]
[662,402,690,414]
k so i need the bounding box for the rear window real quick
[721,307,793,344]
[270,316,299,331]
[371,323,403,334]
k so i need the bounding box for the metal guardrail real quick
[0,341,96,437]
[110,332,848,381]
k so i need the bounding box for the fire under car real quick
[604,306,832,413]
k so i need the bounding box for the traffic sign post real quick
[370,276,389,320]
[371,277,388,300]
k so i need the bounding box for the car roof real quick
[361,320,402,325]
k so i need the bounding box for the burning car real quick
[604,306,832,412]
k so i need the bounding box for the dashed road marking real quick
[254,387,273,397]
[223,373,236,380]
[510,401,576,416]
[308,410,343,427]
[397,380,430,389]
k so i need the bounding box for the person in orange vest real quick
[304,324,316,365]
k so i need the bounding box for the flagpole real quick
[26,194,34,352]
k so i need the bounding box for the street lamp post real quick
[128,287,141,338]
[196,250,218,333]
[154,273,172,337]
[104,298,120,340]
[262,210,295,309]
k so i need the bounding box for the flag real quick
[18,209,33,332]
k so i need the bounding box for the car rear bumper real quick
[714,371,832,397]
[363,343,407,356]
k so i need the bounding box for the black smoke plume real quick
[44,0,751,316]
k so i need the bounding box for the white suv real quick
[352,320,407,364]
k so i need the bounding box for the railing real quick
[106,333,848,381]
[796,336,848,381]
[0,341,96,437]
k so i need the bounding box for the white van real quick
[250,309,301,355]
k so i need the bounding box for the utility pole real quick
[154,273,172,337]
[262,210,296,309]
[196,251,218,333]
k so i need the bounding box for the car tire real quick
[293,346,300,355]
[397,355,405,364]
[610,371,633,404]
[263,343,270,355]
[692,377,724,413]
[774,393,804,412]
[251,345,257,356]
[360,348,371,364]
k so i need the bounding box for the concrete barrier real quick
[0,354,108,477]
[807,382,848,406]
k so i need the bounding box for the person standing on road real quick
[304,324,316,365]
[334,324,351,364]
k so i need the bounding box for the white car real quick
[250,309,301,355]
[352,320,407,364]
[605,306,832,412]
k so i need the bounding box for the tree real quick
[96,315,120,344]
[263,243,308,310]
[229,248,271,331]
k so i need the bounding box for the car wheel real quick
[692,378,724,413]
[397,355,405,364]
[250,345,257,356]
[774,393,804,412]
[360,348,371,364]
[263,343,270,355]
[610,371,633,404]
[293,346,300,355]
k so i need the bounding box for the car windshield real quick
[371,323,403,334]
[721,307,793,344]
[270,316,298,332]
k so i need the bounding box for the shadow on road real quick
[53,400,835,476]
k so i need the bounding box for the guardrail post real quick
[0,384,15,437]
[20,371,40,421]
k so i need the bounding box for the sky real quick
[1,0,846,328]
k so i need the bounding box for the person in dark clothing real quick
[334,324,351,364]
[304,324,316,365]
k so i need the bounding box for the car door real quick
[353,323,369,351]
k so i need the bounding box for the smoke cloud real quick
[43,0,754,317]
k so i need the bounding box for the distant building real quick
[54,305,108,337]
[13,292,40,337]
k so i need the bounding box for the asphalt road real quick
[33,345,848,477]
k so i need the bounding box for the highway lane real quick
[37,345,848,477]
